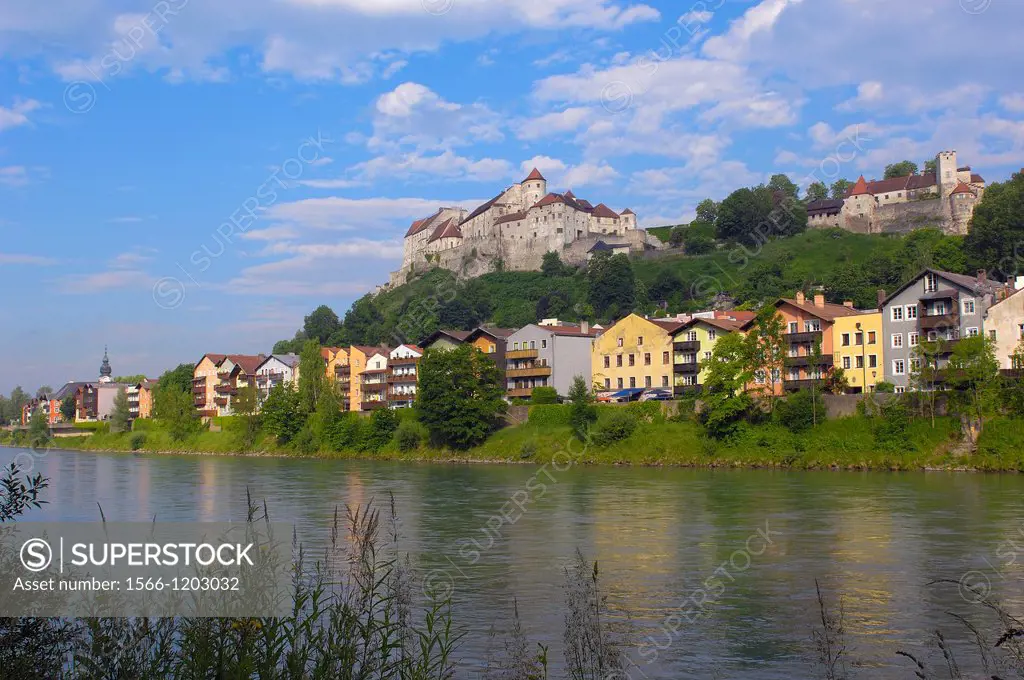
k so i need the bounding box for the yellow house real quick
[985,288,1024,369]
[831,309,884,393]
[671,313,753,394]
[591,314,684,392]
[193,353,226,417]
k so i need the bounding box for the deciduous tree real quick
[884,160,918,179]
[109,387,132,433]
[806,182,829,203]
[744,307,787,412]
[415,344,506,449]
[303,305,341,345]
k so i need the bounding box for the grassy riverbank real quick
[9,409,1024,471]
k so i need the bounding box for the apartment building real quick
[348,346,391,411]
[671,312,754,395]
[831,310,884,393]
[420,329,472,352]
[193,353,226,417]
[387,345,422,409]
[359,349,390,411]
[212,354,265,415]
[505,322,600,399]
[591,314,685,393]
[880,269,1010,391]
[254,354,300,401]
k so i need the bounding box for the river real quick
[4,446,1024,678]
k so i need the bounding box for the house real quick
[347,346,391,411]
[591,314,686,393]
[830,310,885,393]
[193,353,227,417]
[360,350,390,411]
[466,327,516,381]
[213,354,265,415]
[419,329,473,352]
[743,292,863,395]
[128,379,157,419]
[322,347,348,383]
[505,322,601,399]
[985,282,1024,370]
[586,240,631,261]
[671,311,755,395]
[255,354,300,401]
[54,382,93,421]
[388,345,422,409]
[21,396,60,425]
[879,269,1011,392]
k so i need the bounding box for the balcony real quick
[214,384,237,395]
[786,330,823,344]
[335,365,351,375]
[192,376,206,384]
[783,378,823,391]
[214,396,228,407]
[919,313,960,331]
[389,356,419,366]
[673,362,700,374]
[506,366,552,379]
[784,355,835,368]
[217,371,232,379]
[388,373,418,383]
[507,349,539,360]
[193,396,207,406]
[673,340,701,352]
[506,387,534,399]
[361,401,387,411]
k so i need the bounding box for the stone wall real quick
[874,198,952,234]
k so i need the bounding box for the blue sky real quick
[1,0,1022,392]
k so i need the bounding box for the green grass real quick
[646,225,676,243]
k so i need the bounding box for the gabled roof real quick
[676,316,746,334]
[524,167,545,182]
[258,353,299,370]
[806,198,845,215]
[460,190,508,225]
[621,208,635,215]
[227,354,266,374]
[850,176,871,196]
[564,189,576,199]
[648,319,688,334]
[879,269,1007,307]
[494,210,528,226]
[777,297,863,322]
[352,345,391,357]
[950,181,975,196]
[426,218,463,243]
[405,209,442,237]
[55,381,93,400]
[468,326,517,342]
[906,173,938,190]
[419,329,473,347]
[971,173,985,184]
[534,192,566,208]
[196,353,227,369]
[588,240,629,253]
[590,203,620,219]
[847,173,940,197]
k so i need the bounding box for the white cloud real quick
[999,93,1024,114]
[354,151,513,182]
[0,98,40,132]
[265,195,483,231]
[0,252,57,265]
[58,269,154,294]
[369,82,502,152]
[515,107,593,140]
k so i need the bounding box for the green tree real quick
[695,198,719,224]
[945,336,1001,447]
[1,462,47,522]
[568,375,598,442]
[910,338,945,427]
[884,160,918,179]
[28,406,51,449]
[157,363,195,395]
[261,382,303,444]
[541,251,569,277]
[60,395,76,422]
[109,387,132,434]
[768,173,799,199]
[924,159,937,175]
[806,182,829,203]
[273,334,306,355]
[157,388,201,442]
[309,384,342,451]
[744,307,787,412]
[304,305,341,345]
[829,179,852,200]
[298,339,326,415]
[415,345,506,449]
[586,252,636,320]
[232,383,261,450]
[112,375,146,385]
[668,225,686,248]
[716,186,806,245]
[531,386,558,404]
[775,390,815,433]
[365,408,399,452]
[701,332,754,440]
[964,171,1024,275]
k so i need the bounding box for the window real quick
[906,305,918,320]
[893,360,906,376]
[617,338,623,348]
[616,355,623,367]
[644,353,651,366]
[963,299,976,315]
[891,307,904,322]
[895,386,906,394]
[686,331,698,342]
[629,377,636,388]
[925,273,938,293]
[789,322,799,334]
[604,356,610,369]
[805,320,821,332]
[967,327,979,337]
[989,330,997,341]
[645,376,652,388]
[513,342,519,350]
[488,344,496,353]
[842,356,851,370]
[637,336,644,346]
[842,333,850,347]
[910,358,921,372]
[704,351,712,361]
[683,375,698,386]
[909,332,919,347]
[855,332,863,346]
[663,351,670,365]
[771,368,781,382]
[617,378,623,389]
[869,354,877,368]
[1020,323,1024,339]
[528,341,535,349]
[868,331,876,345]
[629,354,635,367]
[891,334,903,349]
[662,375,669,387]
[541,340,547,349]
[856,356,864,369]
[708,330,717,341]
[754,370,766,384]
[934,301,947,315]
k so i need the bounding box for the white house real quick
[389,344,423,409]
[255,354,300,400]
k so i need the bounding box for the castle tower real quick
[936,151,958,196]
[522,167,547,207]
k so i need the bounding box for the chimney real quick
[843,300,854,308]
[877,289,887,308]
[795,291,806,305]
[978,269,987,285]
[814,293,825,308]
[580,320,590,335]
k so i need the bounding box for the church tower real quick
[99,346,113,383]
[522,167,547,207]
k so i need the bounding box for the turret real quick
[936,151,958,195]
[522,167,547,206]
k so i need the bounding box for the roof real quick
[493,210,528,226]
[609,388,645,398]
[621,208,635,215]
[426,218,463,243]
[564,189,576,199]
[777,297,863,322]
[590,203,620,219]
[260,353,299,369]
[395,344,423,354]
[544,324,601,338]
[55,381,93,400]
[880,269,1007,307]
[850,176,871,196]
[806,198,845,215]
[588,240,630,253]
[950,181,975,196]
[460,190,507,225]
[847,173,940,197]
[196,353,227,369]
[648,319,687,334]
[352,345,391,357]
[677,316,745,333]
[468,326,517,342]
[226,354,266,374]
[534,192,565,208]
[420,329,473,346]
[971,173,985,184]
[524,167,545,182]
[404,209,442,237]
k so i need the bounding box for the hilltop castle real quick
[390,168,652,286]
[807,150,986,235]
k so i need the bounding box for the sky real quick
[1,0,1023,392]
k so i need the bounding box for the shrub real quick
[624,400,663,423]
[530,386,559,404]
[528,404,572,427]
[131,418,158,431]
[395,420,424,452]
[519,440,538,459]
[874,399,911,450]
[292,426,318,455]
[775,390,816,433]
[592,410,638,446]
[129,432,147,451]
[874,381,896,393]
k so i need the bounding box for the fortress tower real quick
[936,151,958,196]
[522,167,547,206]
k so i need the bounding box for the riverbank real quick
[8,413,1024,471]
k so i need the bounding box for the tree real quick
[910,338,945,427]
[829,179,852,200]
[1,462,47,522]
[304,305,341,345]
[59,396,76,422]
[695,198,719,224]
[261,382,303,444]
[716,186,805,245]
[768,173,799,199]
[365,408,399,452]
[28,406,50,449]
[775,390,815,433]
[156,388,201,442]
[884,160,918,179]
[945,336,1001,448]
[541,251,569,277]
[807,340,824,426]
[806,182,829,203]
[232,383,261,450]
[415,345,506,449]
[568,375,598,442]
[157,363,195,396]
[109,387,131,433]
[744,307,787,412]
[586,252,636,321]
[35,386,53,400]
[924,159,937,175]
[668,225,686,248]
[964,172,1024,275]
[531,386,558,404]
[438,298,479,330]
[298,339,325,415]
[112,375,146,385]
[701,333,754,440]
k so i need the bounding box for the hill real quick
[274,227,968,352]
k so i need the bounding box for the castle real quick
[807,150,986,235]
[390,168,651,286]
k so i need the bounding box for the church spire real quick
[99,346,112,382]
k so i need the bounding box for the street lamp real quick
[856,322,868,394]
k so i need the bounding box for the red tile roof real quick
[648,319,687,334]
[950,181,975,196]
[621,208,635,215]
[494,210,528,226]
[534,192,566,207]
[426,218,463,243]
[906,173,938,191]
[524,167,545,181]
[563,189,576,199]
[228,354,267,375]
[590,203,620,219]
[546,324,601,337]
[778,298,862,321]
[405,209,442,237]
[971,173,985,184]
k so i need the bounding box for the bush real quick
[528,404,572,427]
[129,432,147,451]
[519,440,538,459]
[75,421,110,433]
[874,381,896,393]
[131,418,158,431]
[292,426,318,455]
[395,420,424,452]
[530,386,559,404]
[624,400,663,423]
[874,399,911,450]
[775,390,817,433]
[591,410,638,446]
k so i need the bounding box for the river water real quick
[4,447,1024,678]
